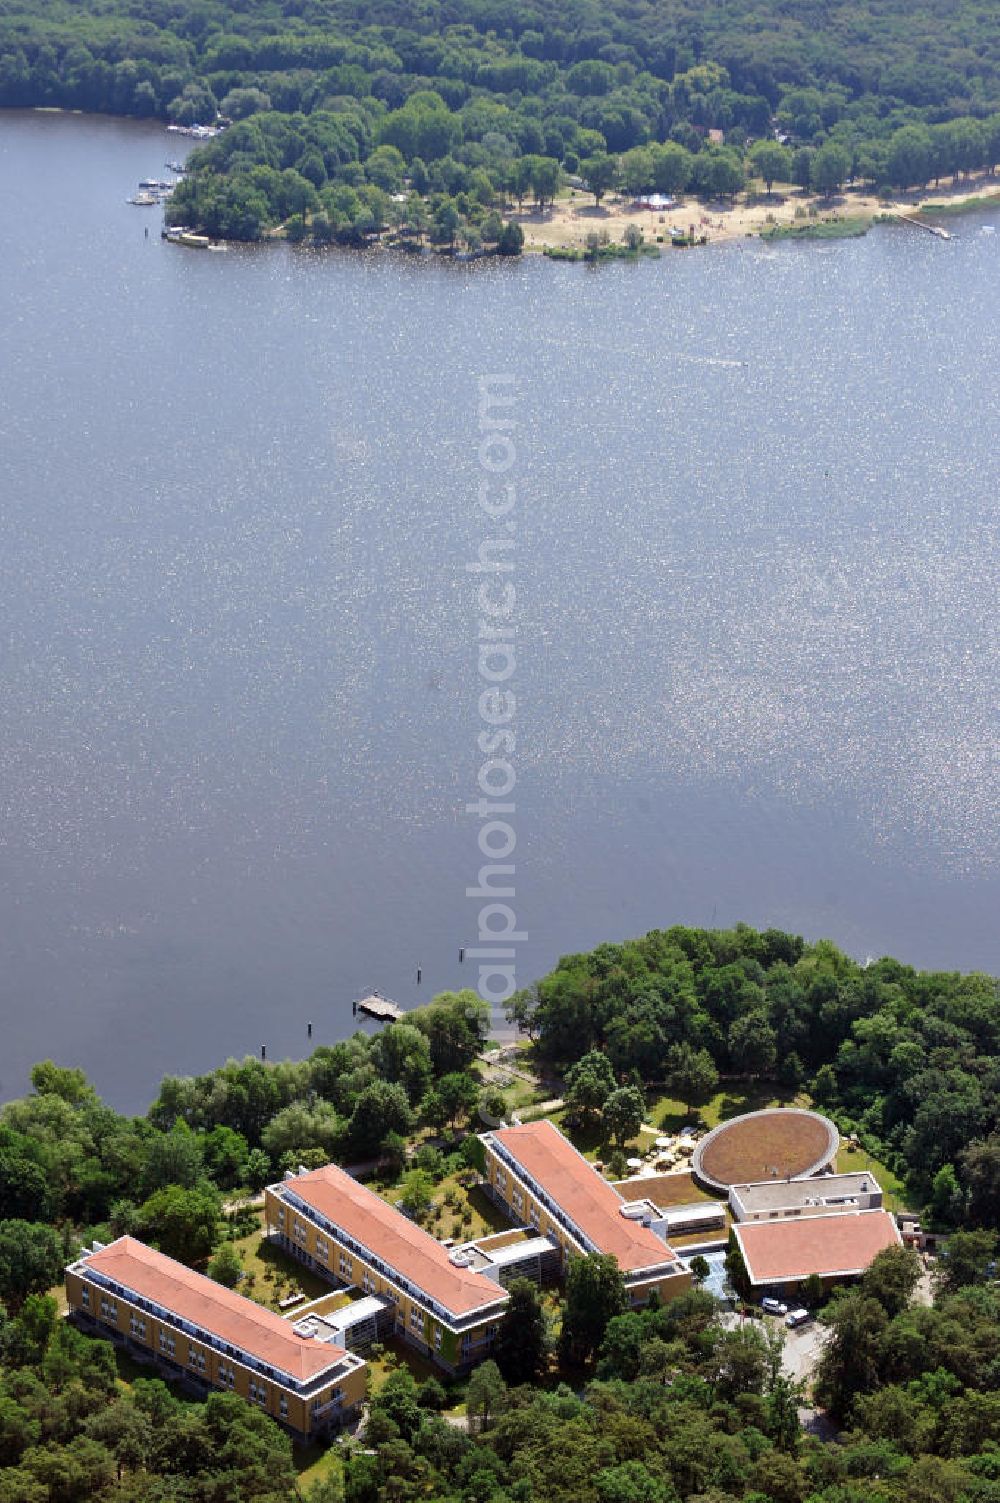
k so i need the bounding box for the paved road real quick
[718,1309,826,1386]
[781,1319,826,1384]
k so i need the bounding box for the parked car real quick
[761,1297,788,1316]
[785,1308,811,1328]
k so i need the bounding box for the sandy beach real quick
[510,172,1000,253]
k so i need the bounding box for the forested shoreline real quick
[3,926,1000,1499]
[5,0,1000,240]
[510,924,1000,1221]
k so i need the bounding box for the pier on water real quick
[354,990,405,1023]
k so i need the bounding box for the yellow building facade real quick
[264,1165,509,1372]
[66,1236,367,1439]
[480,1122,693,1305]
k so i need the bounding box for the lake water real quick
[1,110,998,1112]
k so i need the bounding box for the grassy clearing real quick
[365,1338,460,1394]
[646,1083,807,1135]
[225,1213,332,1311]
[837,1142,908,1211]
[918,191,1000,217]
[294,1441,344,1493]
[761,214,871,240]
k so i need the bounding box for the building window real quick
[512,1189,524,1214]
[188,1347,206,1372]
[159,1332,176,1358]
[409,1308,424,1335]
[219,1363,236,1389]
[293,1219,307,1245]
[279,1396,288,1420]
[80,1287,90,1309]
[339,1253,352,1278]
[433,1328,443,1351]
[316,1237,328,1261]
[129,1316,147,1340]
[362,1271,375,1295]
[100,1298,118,1322]
[277,1207,285,1225]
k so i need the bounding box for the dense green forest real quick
[511,924,1000,1221]
[10,1247,1000,1501]
[3,927,1000,1499]
[4,0,1000,237]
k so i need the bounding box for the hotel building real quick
[729,1171,884,1224]
[480,1120,692,1304]
[733,1208,902,1295]
[265,1164,510,1371]
[65,1236,367,1438]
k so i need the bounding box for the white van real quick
[761,1297,787,1316]
[785,1308,811,1328]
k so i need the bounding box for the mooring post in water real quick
[307,1021,312,1039]
[261,1044,266,1061]
[459,948,464,962]
[416,967,422,984]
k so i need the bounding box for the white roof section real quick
[730,1172,881,1215]
[481,1236,556,1268]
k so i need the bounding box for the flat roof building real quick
[733,1209,901,1293]
[481,1121,691,1303]
[730,1172,883,1223]
[658,1201,728,1237]
[265,1165,509,1371]
[65,1236,366,1438]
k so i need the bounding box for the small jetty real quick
[893,211,952,240]
[355,990,405,1023]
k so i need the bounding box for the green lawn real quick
[294,1440,344,1494]
[645,1084,810,1134]
[225,1213,333,1311]
[837,1142,908,1211]
[369,1171,511,1243]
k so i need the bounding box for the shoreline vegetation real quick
[161,166,1000,259]
[3,921,1000,1500]
[501,173,1000,256]
[8,0,1000,259]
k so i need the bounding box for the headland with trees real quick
[3,0,1000,248]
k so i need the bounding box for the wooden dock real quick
[893,211,952,240]
[355,991,405,1023]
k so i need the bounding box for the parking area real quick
[717,1308,826,1386]
[780,1316,826,1383]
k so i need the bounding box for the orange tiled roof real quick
[734,1209,901,1285]
[80,1237,349,1384]
[490,1120,678,1275]
[284,1165,509,1320]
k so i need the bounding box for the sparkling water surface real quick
[1,111,997,1109]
